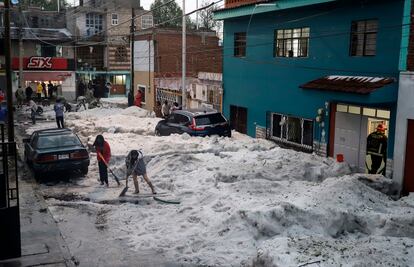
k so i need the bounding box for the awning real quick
[21,71,73,82]
[300,75,395,94]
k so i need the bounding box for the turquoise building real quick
[214,0,410,176]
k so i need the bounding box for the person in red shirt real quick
[134,89,142,108]
[93,135,111,186]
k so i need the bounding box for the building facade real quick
[67,0,152,97]
[0,7,75,99]
[134,28,222,111]
[215,0,405,180]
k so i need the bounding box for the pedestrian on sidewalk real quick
[54,98,65,128]
[125,150,156,194]
[28,99,38,124]
[15,86,25,108]
[36,82,42,102]
[93,135,111,187]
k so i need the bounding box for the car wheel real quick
[33,171,42,181]
[81,166,89,175]
[155,129,161,136]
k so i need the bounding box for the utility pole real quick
[130,4,135,105]
[181,0,186,109]
[5,0,15,142]
[18,5,24,90]
[196,0,199,30]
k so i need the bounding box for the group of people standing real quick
[153,100,181,118]
[77,80,110,100]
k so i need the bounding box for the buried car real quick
[24,128,90,179]
[155,109,231,137]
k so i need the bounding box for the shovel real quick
[97,152,121,185]
[119,174,129,197]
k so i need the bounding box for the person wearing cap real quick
[366,124,388,175]
[125,150,156,194]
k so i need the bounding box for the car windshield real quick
[37,134,82,149]
[195,113,226,126]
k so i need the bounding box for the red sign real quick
[12,57,70,70]
[27,57,52,69]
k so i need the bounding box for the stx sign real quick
[12,57,72,70]
[27,57,52,69]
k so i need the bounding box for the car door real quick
[25,134,37,163]
[175,114,191,134]
[164,114,181,135]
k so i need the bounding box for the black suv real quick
[155,109,231,137]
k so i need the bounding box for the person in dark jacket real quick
[47,81,54,99]
[78,80,86,98]
[366,124,388,175]
[54,98,65,128]
[128,89,134,107]
[126,150,156,194]
[25,85,33,101]
[93,135,111,187]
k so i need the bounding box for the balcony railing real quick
[225,0,269,9]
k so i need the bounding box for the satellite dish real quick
[11,0,19,5]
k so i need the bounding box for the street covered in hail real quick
[19,101,414,266]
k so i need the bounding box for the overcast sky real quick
[141,0,198,12]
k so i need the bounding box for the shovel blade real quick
[119,186,129,197]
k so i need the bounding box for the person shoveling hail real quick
[120,150,156,196]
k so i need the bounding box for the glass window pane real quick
[277,30,283,38]
[302,27,310,37]
[337,104,348,113]
[363,108,376,117]
[287,117,301,144]
[272,114,282,138]
[303,119,313,147]
[348,106,361,114]
[376,109,390,119]
[293,28,301,38]
[366,20,378,32]
[284,29,292,38]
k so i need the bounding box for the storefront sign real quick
[12,57,75,71]
[27,57,52,69]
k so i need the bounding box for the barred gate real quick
[156,87,182,105]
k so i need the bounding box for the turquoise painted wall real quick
[222,0,404,158]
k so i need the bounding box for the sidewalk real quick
[0,164,75,267]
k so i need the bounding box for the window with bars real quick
[234,32,246,57]
[270,113,313,150]
[86,13,103,36]
[350,19,378,56]
[115,46,128,62]
[111,13,118,25]
[275,27,310,58]
[141,15,153,29]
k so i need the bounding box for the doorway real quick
[403,119,414,194]
[230,105,247,134]
[333,104,390,173]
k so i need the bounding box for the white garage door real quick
[334,112,362,170]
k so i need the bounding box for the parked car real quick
[155,109,231,137]
[23,128,90,179]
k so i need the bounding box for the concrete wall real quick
[134,71,154,111]
[393,71,414,187]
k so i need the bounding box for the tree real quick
[24,0,68,11]
[198,0,219,31]
[151,0,183,28]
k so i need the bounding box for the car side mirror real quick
[22,138,30,143]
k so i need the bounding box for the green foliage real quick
[23,0,68,11]
[151,0,195,28]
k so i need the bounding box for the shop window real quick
[348,106,361,114]
[275,27,310,58]
[56,46,63,57]
[112,75,126,85]
[337,104,348,113]
[270,113,313,150]
[350,19,378,56]
[234,32,246,57]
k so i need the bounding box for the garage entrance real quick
[333,103,390,173]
